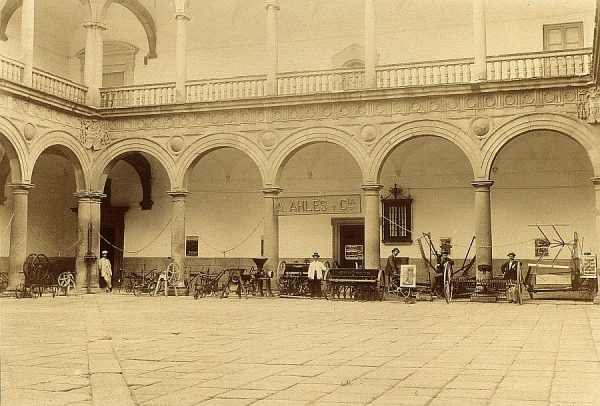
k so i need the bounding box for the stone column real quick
[471,179,493,279]
[7,183,33,290]
[89,192,103,288]
[592,178,600,304]
[472,0,487,82]
[262,187,281,275]
[74,192,92,292]
[364,0,377,88]
[174,6,190,102]
[20,0,35,86]
[82,21,105,106]
[167,190,188,283]
[265,0,279,96]
[362,184,383,269]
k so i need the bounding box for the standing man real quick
[307,252,326,299]
[501,252,520,280]
[431,252,453,294]
[98,250,112,292]
[384,247,401,286]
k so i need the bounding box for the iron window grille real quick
[381,183,412,243]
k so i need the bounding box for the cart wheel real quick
[166,263,179,284]
[277,260,286,278]
[148,281,157,296]
[15,284,25,299]
[443,263,452,303]
[133,284,142,296]
[57,272,72,288]
[193,289,200,300]
[578,279,597,301]
[30,284,43,298]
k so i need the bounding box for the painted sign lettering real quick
[275,194,362,216]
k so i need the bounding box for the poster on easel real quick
[400,264,417,287]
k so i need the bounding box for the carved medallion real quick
[80,119,110,151]
[360,124,378,143]
[259,130,278,149]
[470,117,491,138]
[23,123,36,141]
[169,135,185,154]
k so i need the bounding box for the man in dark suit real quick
[501,252,520,280]
[431,252,453,294]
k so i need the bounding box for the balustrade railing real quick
[487,48,592,81]
[100,83,176,107]
[377,58,473,88]
[186,76,267,103]
[0,55,23,83]
[2,49,594,108]
[32,68,87,104]
[278,68,365,95]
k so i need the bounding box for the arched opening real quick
[379,136,475,280]
[490,130,595,275]
[99,152,170,286]
[28,146,82,275]
[278,142,363,267]
[184,148,263,271]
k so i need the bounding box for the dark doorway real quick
[338,224,364,268]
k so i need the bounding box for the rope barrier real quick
[34,236,82,256]
[0,212,14,254]
[195,217,264,257]
[92,217,172,254]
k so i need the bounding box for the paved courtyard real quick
[2,293,600,406]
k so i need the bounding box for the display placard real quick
[400,264,417,288]
[345,244,363,260]
[185,236,199,257]
[580,254,597,279]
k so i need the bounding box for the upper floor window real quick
[543,22,583,51]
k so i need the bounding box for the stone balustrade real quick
[186,76,267,103]
[278,68,365,95]
[3,49,593,109]
[100,83,176,107]
[0,55,23,84]
[487,48,592,81]
[377,58,473,87]
[32,68,87,104]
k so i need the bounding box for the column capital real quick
[82,21,107,30]
[167,190,189,200]
[174,12,191,21]
[592,177,600,186]
[261,187,283,196]
[265,0,280,11]
[73,191,106,202]
[9,182,34,193]
[471,179,494,189]
[361,184,384,194]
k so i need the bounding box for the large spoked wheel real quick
[15,284,25,299]
[515,263,523,305]
[148,281,157,296]
[578,278,597,301]
[166,263,179,284]
[57,272,74,288]
[277,260,286,279]
[443,263,452,303]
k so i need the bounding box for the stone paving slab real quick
[2,294,600,405]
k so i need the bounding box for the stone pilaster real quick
[265,0,279,96]
[174,9,190,103]
[362,184,383,269]
[262,187,282,275]
[472,0,487,82]
[364,0,377,88]
[591,178,600,304]
[21,0,34,86]
[7,183,34,290]
[167,190,188,283]
[471,179,494,278]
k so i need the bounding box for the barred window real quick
[381,184,412,243]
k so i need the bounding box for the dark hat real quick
[392,248,400,254]
[312,252,320,258]
[507,252,516,257]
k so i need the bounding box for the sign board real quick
[580,254,597,278]
[275,194,361,216]
[400,264,417,288]
[345,244,363,260]
[185,236,199,257]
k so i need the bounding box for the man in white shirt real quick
[307,252,326,299]
[98,250,112,292]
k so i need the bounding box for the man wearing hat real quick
[307,252,326,298]
[384,248,401,286]
[98,250,112,292]
[501,252,519,280]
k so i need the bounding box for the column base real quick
[594,295,600,305]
